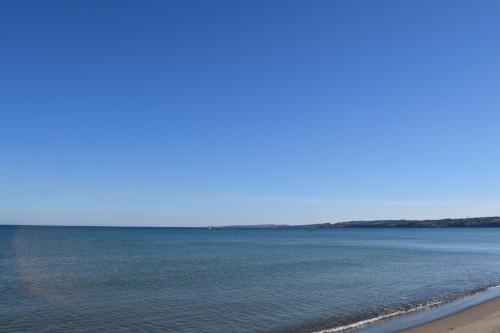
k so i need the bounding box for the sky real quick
[1,0,500,226]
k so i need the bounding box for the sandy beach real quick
[400,296,500,333]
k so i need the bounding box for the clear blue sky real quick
[1,0,500,226]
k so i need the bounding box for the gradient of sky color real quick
[2,0,500,226]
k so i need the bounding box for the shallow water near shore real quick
[349,284,500,333]
[2,226,500,332]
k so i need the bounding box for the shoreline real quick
[399,296,500,333]
[317,284,500,333]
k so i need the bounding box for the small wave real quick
[315,284,500,333]
[313,300,443,333]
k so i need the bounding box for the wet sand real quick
[399,296,500,333]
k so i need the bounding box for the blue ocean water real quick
[2,226,500,333]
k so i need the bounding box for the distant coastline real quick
[3,216,500,229]
[217,216,500,229]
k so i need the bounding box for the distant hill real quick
[329,216,500,228]
[216,217,500,229]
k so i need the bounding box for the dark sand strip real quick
[399,296,500,333]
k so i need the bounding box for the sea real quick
[2,226,500,333]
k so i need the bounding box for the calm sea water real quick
[2,226,500,333]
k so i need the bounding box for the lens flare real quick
[12,226,69,303]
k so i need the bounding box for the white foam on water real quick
[315,284,500,333]
[314,300,443,333]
